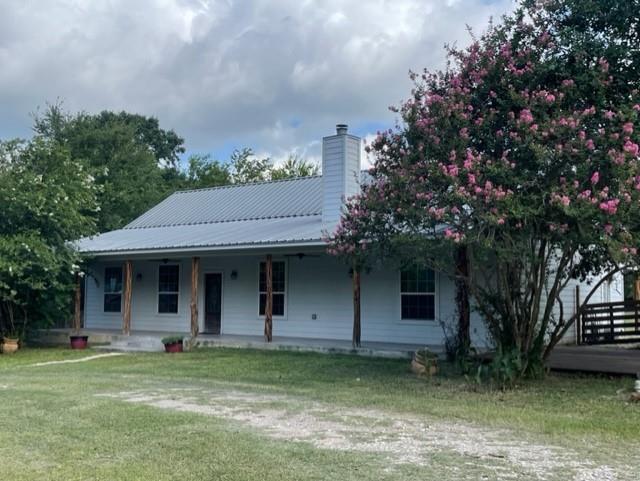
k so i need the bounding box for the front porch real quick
[33,328,436,359]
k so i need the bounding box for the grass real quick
[0,347,638,480]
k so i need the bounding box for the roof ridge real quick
[123,212,322,230]
[172,173,322,195]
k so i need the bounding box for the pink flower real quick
[604,110,615,119]
[519,109,534,124]
[604,223,613,235]
[545,93,556,103]
[599,199,620,215]
[622,122,634,135]
[497,218,505,225]
[634,104,640,112]
[590,172,600,185]
[586,139,595,150]
[624,140,639,157]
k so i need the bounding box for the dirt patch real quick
[101,387,629,481]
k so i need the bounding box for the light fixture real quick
[230,270,238,280]
[136,273,143,281]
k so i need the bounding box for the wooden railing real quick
[579,300,640,344]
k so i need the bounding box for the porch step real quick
[97,335,165,352]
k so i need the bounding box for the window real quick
[158,265,180,314]
[624,272,639,301]
[400,266,436,320]
[104,267,122,313]
[259,261,286,316]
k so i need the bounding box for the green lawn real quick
[0,347,638,480]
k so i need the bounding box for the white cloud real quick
[0,0,514,159]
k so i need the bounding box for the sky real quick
[0,0,514,167]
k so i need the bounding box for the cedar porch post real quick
[73,273,82,333]
[352,266,361,348]
[190,257,200,339]
[122,260,133,335]
[264,254,273,342]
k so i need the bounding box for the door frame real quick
[201,270,224,334]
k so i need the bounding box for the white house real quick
[76,124,620,347]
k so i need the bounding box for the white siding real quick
[85,253,486,346]
[321,132,361,230]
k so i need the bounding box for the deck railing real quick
[579,300,640,344]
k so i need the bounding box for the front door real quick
[204,273,222,334]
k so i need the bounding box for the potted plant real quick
[161,335,184,353]
[69,273,88,350]
[1,335,19,354]
[411,347,439,377]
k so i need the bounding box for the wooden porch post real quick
[352,266,361,348]
[190,257,200,339]
[122,260,133,335]
[73,273,82,333]
[264,254,273,342]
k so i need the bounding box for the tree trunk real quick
[352,267,361,348]
[190,257,200,340]
[73,273,82,334]
[122,260,133,336]
[455,245,471,356]
[264,254,273,342]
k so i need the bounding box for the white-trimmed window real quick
[104,267,123,313]
[400,266,436,320]
[158,265,180,314]
[259,261,286,316]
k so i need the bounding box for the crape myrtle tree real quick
[329,0,640,377]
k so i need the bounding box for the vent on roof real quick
[321,124,361,231]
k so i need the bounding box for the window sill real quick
[395,319,437,326]
[256,316,288,321]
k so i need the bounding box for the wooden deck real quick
[547,345,640,376]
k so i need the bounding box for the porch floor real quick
[547,344,640,376]
[34,328,437,359]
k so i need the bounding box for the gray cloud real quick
[0,0,514,162]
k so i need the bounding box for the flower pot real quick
[164,341,183,353]
[70,335,89,350]
[1,337,19,354]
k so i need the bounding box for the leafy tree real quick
[34,106,185,231]
[271,154,320,180]
[0,138,98,338]
[329,0,640,378]
[228,148,272,184]
[184,153,231,189]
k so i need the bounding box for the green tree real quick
[228,148,272,183]
[0,138,98,337]
[34,105,186,231]
[271,154,319,180]
[184,154,231,189]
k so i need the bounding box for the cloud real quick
[0,0,514,161]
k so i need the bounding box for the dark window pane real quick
[273,293,285,316]
[159,265,179,292]
[401,294,435,320]
[104,267,123,293]
[272,262,285,292]
[401,266,435,293]
[104,293,122,312]
[159,293,179,313]
[259,293,266,316]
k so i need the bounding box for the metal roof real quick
[76,175,332,255]
[125,175,322,229]
[76,215,325,254]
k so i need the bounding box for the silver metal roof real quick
[125,175,322,229]
[76,215,325,254]
[77,176,330,255]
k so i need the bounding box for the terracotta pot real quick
[164,341,183,353]
[1,337,19,354]
[70,335,89,350]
